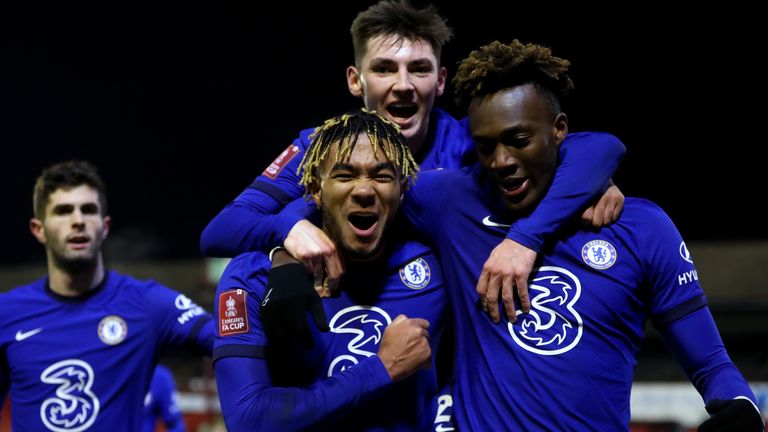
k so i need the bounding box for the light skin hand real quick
[283,219,344,297]
[580,181,624,228]
[377,314,431,382]
[476,239,535,323]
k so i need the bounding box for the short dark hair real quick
[350,0,453,66]
[33,160,107,219]
[453,39,574,113]
[298,109,418,194]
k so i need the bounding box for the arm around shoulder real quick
[200,133,314,257]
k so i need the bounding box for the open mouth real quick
[499,177,529,198]
[386,103,418,120]
[501,177,526,192]
[348,213,379,237]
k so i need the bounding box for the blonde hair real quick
[298,109,418,193]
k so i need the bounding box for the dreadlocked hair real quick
[452,39,574,112]
[298,108,419,194]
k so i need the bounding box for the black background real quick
[2,1,764,264]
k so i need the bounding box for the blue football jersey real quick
[0,271,212,432]
[142,365,185,432]
[403,164,736,431]
[213,240,447,431]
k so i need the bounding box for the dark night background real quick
[2,2,765,265]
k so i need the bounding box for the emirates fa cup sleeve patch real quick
[399,258,431,289]
[219,289,249,336]
[262,144,300,180]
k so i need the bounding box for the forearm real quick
[507,131,625,251]
[216,355,392,431]
[659,306,756,403]
[200,187,304,257]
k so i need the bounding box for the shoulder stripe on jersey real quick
[188,315,212,344]
[249,180,297,207]
[213,344,266,363]
[652,294,707,329]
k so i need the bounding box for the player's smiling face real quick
[313,134,403,261]
[469,84,567,214]
[346,34,447,154]
[30,185,110,270]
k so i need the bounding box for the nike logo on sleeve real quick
[15,328,43,341]
[482,216,512,228]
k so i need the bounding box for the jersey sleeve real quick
[633,203,756,405]
[637,202,706,322]
[212,252,271,360]
[146,283,214,356]
[215,354,391,431]
[659,307,757,406]
[506,131,626,251]
[199,129,315,257]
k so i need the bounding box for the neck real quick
[407,127,428,158]
[342,238,392,266]
[47,254,105,297]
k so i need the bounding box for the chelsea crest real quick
[581,239,617,270]
[399,258,431,290]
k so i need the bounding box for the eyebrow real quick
[408,58,435,67]
[330,162,396,172]
[51,204,74,213]
[50,202,100,213]
[368,57,435,67]
[472,125,530,141]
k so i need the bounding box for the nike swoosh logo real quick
[15,328,43,341]
[434,425,455,432]
[261,288,273,307]
[482,216,512,228]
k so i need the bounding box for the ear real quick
[29,218,46,245]
[102,215,111,239]
[435,66,447,97]
[310,182,322,208]
[347,66,363,97]
[399,176,408,202]
[553,112,569,146]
